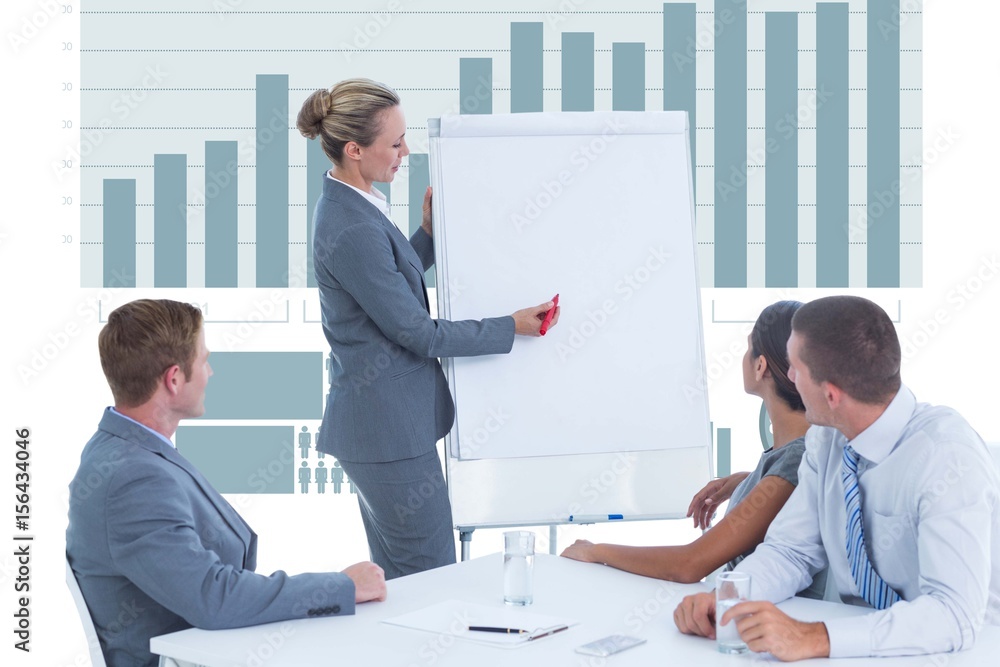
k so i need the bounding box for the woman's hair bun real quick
[296,88,331,139]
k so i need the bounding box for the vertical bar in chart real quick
[561,32,594,112]
[511,22,543,113]
[663,3,696,180]
[714,0,748,287]
[716,427,732,477]
[305,137,328,289]
[867,1,901,287]
[103,179,137,288]
[460,58,492,114]
[765,13,798,287]
[408,153,433,287]
[373,182,391,204]
[256,74,289,287]
[205,141,238,288]
[816,3,849,287]
[612,43,645,111]
[153,154,187,287]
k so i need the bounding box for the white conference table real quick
[152,553,998,666]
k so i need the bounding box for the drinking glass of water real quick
[503,531,535,606]
[716,571,751,654]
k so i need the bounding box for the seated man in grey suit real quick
[66,299,386,667]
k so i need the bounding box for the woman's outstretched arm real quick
[560,476,795,583]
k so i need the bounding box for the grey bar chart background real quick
[80,0,921,289]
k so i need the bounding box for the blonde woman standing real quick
[297,79,559,578]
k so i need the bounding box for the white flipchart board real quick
[429,112,713,529]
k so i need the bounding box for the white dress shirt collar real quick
[109,406,176,449]
[327,172,391,219]
[846,385,916,465]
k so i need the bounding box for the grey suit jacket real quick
[66,409,356,667]
[313,176,515,463]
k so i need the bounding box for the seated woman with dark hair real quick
[561,301,825,597]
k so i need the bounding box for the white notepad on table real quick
[381,599,578,649]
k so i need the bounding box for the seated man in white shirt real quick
[674,295,1000,660]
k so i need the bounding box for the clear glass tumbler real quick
[716,571,751,654]
[503,531,535,606]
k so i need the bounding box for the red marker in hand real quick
[539,294,559,336]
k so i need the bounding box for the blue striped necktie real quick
[842,445,901,610]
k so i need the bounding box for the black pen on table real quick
[468,626,529,634]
